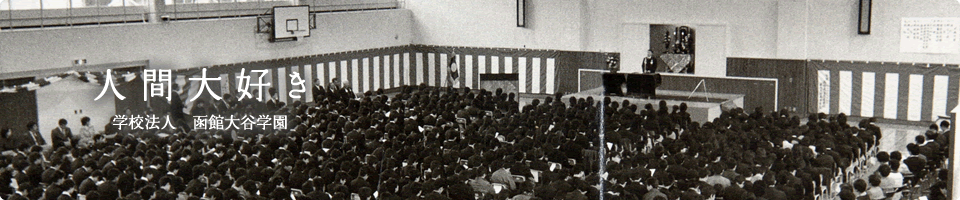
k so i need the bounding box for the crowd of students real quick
[0,83,912,200]
[837,121,951,200]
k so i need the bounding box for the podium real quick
[602,73,626,96]
[602,73,661,98]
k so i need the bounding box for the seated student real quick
[872,151,889,167]
[265,88,285,110]
[853,179,869,200]
[928,169,949,200]
[866,174,884,200]
[50,119,74,149]
[889,151,907,175]
[903,143,927,184]
[877,164,903,196]
[77,116,97,148]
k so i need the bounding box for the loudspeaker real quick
[858,0,871,34]
[517,0,525,27]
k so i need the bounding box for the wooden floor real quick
[875,123,928,154]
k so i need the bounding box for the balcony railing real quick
[0,0,397,29]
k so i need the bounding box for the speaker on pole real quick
[858,0,871,34]
[517,0,525,27]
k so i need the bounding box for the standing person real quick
[169,83,187,129]
[329,78,343,101]
[643,50,657,73]
[77,116,97,148]
[312,79,326,102]
[266,88,284,110]
[50,118,74,149]
[23,122,45,149]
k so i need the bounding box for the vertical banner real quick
[339,60,348,87]
[303,65,313,102]
[546,58,556,94]
[491,56,500,74]
[518,57,526,93]
[907,74,924,121]
[817,70,831,113]
[933,75,949,120]
[401,53,409,87]
[219,73,230,98]
[883,73,900,119]
[351,59,360,93]
[505,56,514,74]
[520,57,543,94]
[328,62,335,86]
[466,55,474,89]
[861,72,875,117]
[362,57,370,92]
[440,53,448,87]
[394,54,402,88]
[278,67,287,103]
[374,56,381,91]
[428,53,437,87]
[416,53,424,85]
[838,71,852,115]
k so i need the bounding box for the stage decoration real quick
[674,26,692,54]
[662,31,672,51]
[0,69,138,93]
[660,54,691,73]
[606,54,620,72]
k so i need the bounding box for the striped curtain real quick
[173,45,564,106]
[810,60,960,121]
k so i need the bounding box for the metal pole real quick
[598,95,605,200]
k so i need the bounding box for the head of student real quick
[27,122,38,131]
[81,117,91,127]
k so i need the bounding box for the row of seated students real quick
[838,121,951,200]
[598,97,883,200]
[0,83,883,200]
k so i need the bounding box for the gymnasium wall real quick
[0,9,413,74]
[405,0,586,51]
[406,0,778,76]
[728,57,960,122]
[796,0,960,64]
[727,57,809,113]
[172,44,609,106]
[808,61,960,122]
[408,0,960,74]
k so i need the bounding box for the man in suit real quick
[214,93,236,113]
[50,118,74,149]
[23,122,45,149]
[312,79,326,102]
[266,88,284,110]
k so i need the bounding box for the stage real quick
[564,87,744,123]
